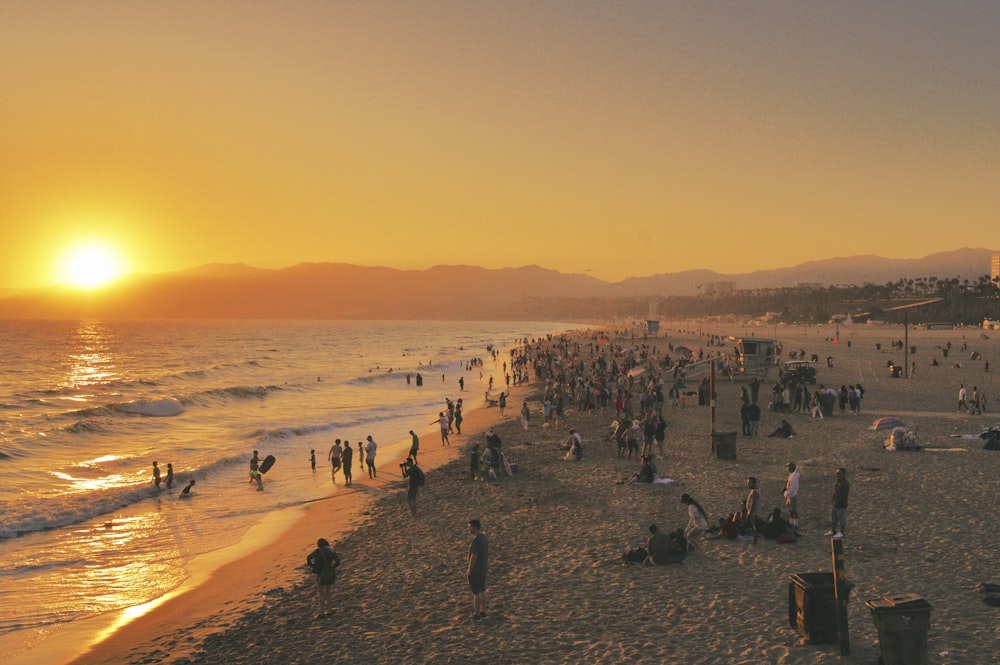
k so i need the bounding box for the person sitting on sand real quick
[767,420,796,438]
[563,429,583,461]
[762,508,796,540]
[644,524,672,565]
[616,455,656,484]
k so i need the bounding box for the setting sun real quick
[59,242,125,289]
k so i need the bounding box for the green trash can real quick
[712,431,736,460]
[865,596,932,665]
[788,573,853,644]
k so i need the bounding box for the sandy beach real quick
[64,321,1000,665]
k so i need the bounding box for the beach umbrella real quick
[869,417,906,431]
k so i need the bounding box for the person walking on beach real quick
[825,467,849,539]
[958,384,968,412]
[341,442,353,486]
[972,386,982,415]
[365,436,378,478]
[498,391,507,416]
[306,538,341,618]
[406,457,425,517]
[434,412,450,446]
[783,462,800,528]
[165,463,174,490]
[328,439,343,482]
[520,401,531,431]
[152,461,161,491]
[408,430,420,462]
[467,519,489,622]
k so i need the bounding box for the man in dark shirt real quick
[825,467,850,539]
[467,519,489,622]
[644,524,672,565]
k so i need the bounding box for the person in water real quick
[180,479,196,497]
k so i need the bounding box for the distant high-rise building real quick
[992,253,1000,285]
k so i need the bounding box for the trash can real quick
[788,572,853,644]
[865,596,932,665]
[818,393,836,417]
[712,431,736,460]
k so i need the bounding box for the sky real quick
[2,1,999,290]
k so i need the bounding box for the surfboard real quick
[502,453,514,477]
[259,454,276,474]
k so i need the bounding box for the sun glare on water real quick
[59,242,125,289]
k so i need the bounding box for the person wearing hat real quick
[783,462,801,528]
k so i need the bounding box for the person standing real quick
[328,439,343,482]
[406,457,425,517]
[152,461,162,491]
[340,442,353,486]
[165,463,174,490]
[454,400,464,435]
[520,401,531,431]
[357,441,365,468]
[653,413,666,458]
[408,430,420,462]
[364,436,378,479]
[825,467,849,539]
[972,386,982,415]
[745,477,762,542]
[467,519,489,622]
[310,449,316,471]
[433,412,450,446]
[783,462,800,528]
[498,391,507,416]
[306,538,341,618]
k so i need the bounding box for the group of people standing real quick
[325,436,379,485]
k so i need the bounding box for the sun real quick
[59,242,125,289]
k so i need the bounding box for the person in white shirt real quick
[783,462,801,528]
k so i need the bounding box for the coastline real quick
[59,380,531,665]
[26,322,1000,664]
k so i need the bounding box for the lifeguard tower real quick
[733,338,777,377]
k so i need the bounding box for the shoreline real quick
[17,321,1000,664]
[59,378,535,665]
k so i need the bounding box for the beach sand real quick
[64,322,999,664]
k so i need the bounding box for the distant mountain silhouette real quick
[0,248,994,320]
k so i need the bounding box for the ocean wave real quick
[0,453,245,537]
[118,397,185,417]
[0,450,13,460]
[64,420,109,434]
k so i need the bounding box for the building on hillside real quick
[992,253,999,285]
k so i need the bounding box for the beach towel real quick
[652,477,674,485]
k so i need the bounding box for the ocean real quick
[0,319,577,662]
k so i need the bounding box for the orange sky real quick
[2,2,998,289]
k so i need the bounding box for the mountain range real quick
[0,247,995,320]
